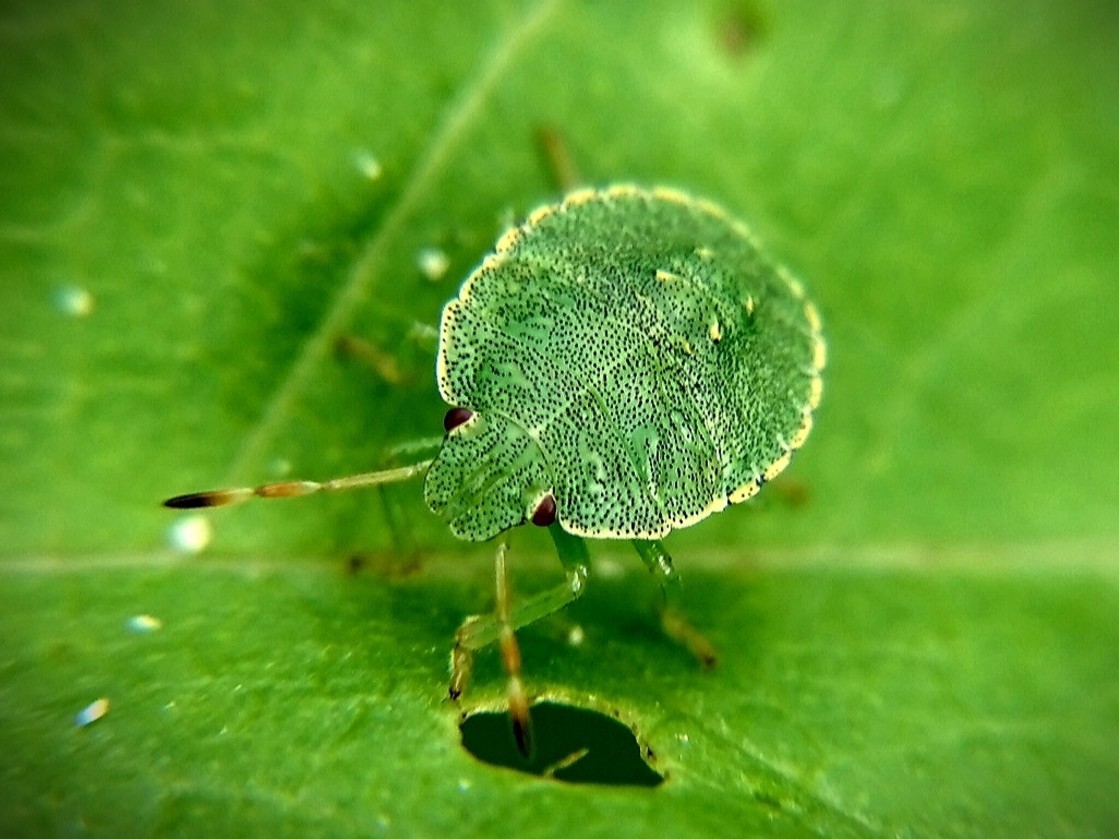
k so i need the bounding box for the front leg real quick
[449,527,591,755]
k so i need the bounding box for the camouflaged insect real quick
[162,183,827,760]
[424,185,825,541]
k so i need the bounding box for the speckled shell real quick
[423,186,825,542]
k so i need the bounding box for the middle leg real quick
[632,539,718,669]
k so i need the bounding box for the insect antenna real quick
[162,460,432,509]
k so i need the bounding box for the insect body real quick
[165,185,825,758]
[426,185,823,541]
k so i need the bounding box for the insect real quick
[165,184,826,757]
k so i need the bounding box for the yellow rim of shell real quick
[441,185,826,539]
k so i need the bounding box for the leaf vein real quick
[223,0,564,481]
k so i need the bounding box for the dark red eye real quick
[531,494,556,527]
[443,407,473,432]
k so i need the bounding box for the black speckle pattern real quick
[424,187,823,541]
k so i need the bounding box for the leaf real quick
[1,1,1117,836]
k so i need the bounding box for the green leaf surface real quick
[2,1,1117,836]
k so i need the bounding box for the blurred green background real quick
[2,1,1117,836]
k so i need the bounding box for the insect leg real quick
[493,540,533,757]
[334,323,438,382]
[631,540,718,669]
[534,124,582,192]
[333,334,407,384]
[451,529,589,654]
[449,527,590,706]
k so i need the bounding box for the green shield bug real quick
[165,184,825,758]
